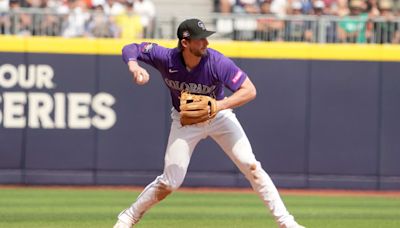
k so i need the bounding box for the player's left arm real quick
[213,51,256,112]
[216,77,256,112]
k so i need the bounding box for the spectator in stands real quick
[55,0,70,13]
[322,0,340,15]
[0,0,8,11]
[25,0,61,36]
[133,0,155,38]
[102,0,125,15]
[310,0,339,42]
[393,0,400,43]
[0,0,10,34]
[301,0,339,42]
[61,0,91,37]
[260,0,272,13]
[26,0,44,8]
[215,0,262,40]
[91,0,104,9]
[366,0,380,17]
[37,0,70,36]
[40,7,63,36]
[302,0,325,42]
[215,0,236,38]
[85,4,118,37]
[217,0,233,13]
[8,0,32,35]
[270,0,288,17]
[300,0,315,14]
[285,1,308,41]
[372,0,399,43]
[337,0,370,43]
[396,0,400,16]
[114,0,143,38]
[312,0,327,15]
[217,0,263,13]
[98,0,125,39]
[232,0,261,13]
[256,0,285,41]
[337,0,350,16]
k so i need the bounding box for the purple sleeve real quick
[121,42,169,68]
[216,56,248,92]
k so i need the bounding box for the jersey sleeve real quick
[122,42,169,69]
[216,54,248,92]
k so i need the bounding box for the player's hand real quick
[133,68,149,85]
[128,61,150,85]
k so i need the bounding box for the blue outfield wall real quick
[0,39,400,189]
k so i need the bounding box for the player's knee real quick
[156,175,183,195]
[162,164,186,190]
[168,178,184,191]
[244,162,262,181]
[155,179,183,201]
[156,182,173,201]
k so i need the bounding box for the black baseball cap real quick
[177,18,215,40]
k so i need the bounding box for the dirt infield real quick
[1,185,400,198]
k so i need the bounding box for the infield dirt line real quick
[1,184,400,198]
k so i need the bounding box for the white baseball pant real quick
[117,108,298,227]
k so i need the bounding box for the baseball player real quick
[114,18,305,228]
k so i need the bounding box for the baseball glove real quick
[179,91,218,126]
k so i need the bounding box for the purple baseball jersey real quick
[122,42,248,111]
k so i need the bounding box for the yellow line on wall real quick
[0,36,400,62]
[210,41,400,62]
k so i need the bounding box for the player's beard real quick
[189,46,207,57]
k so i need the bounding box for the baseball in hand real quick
[137,74,143,83]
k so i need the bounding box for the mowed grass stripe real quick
[0,188,399,228]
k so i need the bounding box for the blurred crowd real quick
[1,0,400,43]
[0,0,155,38]
[215,0,400,43]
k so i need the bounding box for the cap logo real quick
[198,21,206,30]
[182,30,190,38]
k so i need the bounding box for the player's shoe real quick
[288,225,306,228]
[280,222,306,228]
[113,220,132,228]
[113,209,135,228]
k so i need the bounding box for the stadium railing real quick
[1,9,399,44]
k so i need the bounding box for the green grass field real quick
[0,187,399,228]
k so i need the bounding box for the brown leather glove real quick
[179,91,218,126]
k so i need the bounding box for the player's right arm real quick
[122,42,169,85]
[127,60,149,85]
